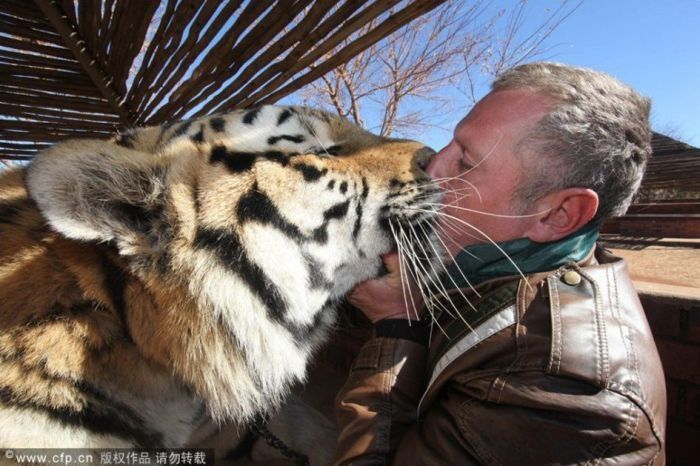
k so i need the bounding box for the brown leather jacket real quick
[335,248,666,465]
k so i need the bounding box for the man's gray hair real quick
[493,62,652,218]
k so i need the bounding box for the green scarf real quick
[441,219,601,290]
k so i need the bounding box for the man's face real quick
[425,89,555,253]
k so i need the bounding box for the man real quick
[334,63,666,465]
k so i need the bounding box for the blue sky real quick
[442,0,700,149]
[536,0,700,146]
[145,1,698,151]
[296,0,700,151]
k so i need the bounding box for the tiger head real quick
[24,106,443,420]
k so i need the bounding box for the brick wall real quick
[642,293,700,465]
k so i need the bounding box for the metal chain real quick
[251,415,310,466]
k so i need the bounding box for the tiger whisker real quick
[410,208,531,289]
[396,224,434,313]
[412,222,479,329]
[389,221,419,322]
[399,240,461,327]
[433,219,482,262]
[437,190,478,207]
[422,178,483,204]
[399,225,457,319]
[411,185,476,202]
[438,214,485,247]
[416,220,482,305]
[304,117,334,158]
[423,203,553,219]
[395,221,433,323]
[395,223,449,337]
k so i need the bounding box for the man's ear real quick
[524,188,599,243]
[26,139,170,256]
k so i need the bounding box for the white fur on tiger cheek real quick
[241,224,328,325]
[254,166,391,297]
[188,254,309,420]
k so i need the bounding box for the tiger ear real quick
[26,139,170,255]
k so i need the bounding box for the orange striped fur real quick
[0,106,439,461]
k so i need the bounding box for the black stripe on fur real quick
[210,146,257,173]
[323,144,343,156]
[324,200,350,220]
[171,120,193,139]
[352,201,363,241]
[191,124,205,144]
[267,134,306,145]
[0,381,164,448]
[293,164,327,182]
[276,109,294,126]
[243,108,261,125]
[194,227,288,326]
[0,344,164,448]
[0,198,34,225]
[211,147,293,173]
[303,254,332,290]
[209,117,226,132]
[312,225,328,243]
[261,151,291,166]
[310,200,351,244]
[192,179,201,217]
[99,252,132,342]
[237,184,303,241]
[156,120,177,147]
[361,177,369,199]
[194,228,321,340]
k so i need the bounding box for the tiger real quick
[0,105,441,461]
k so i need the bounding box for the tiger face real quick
[1,106,441,446]
[28,107,441,332]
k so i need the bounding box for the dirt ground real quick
[607,245,700,297]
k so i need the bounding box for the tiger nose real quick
[415,147,437,171]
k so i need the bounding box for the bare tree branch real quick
[298,0,578,138]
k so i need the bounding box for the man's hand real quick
[348,253,424,323]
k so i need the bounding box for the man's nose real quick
[425,146,448,179]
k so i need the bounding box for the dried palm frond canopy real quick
[0,0,448,161]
